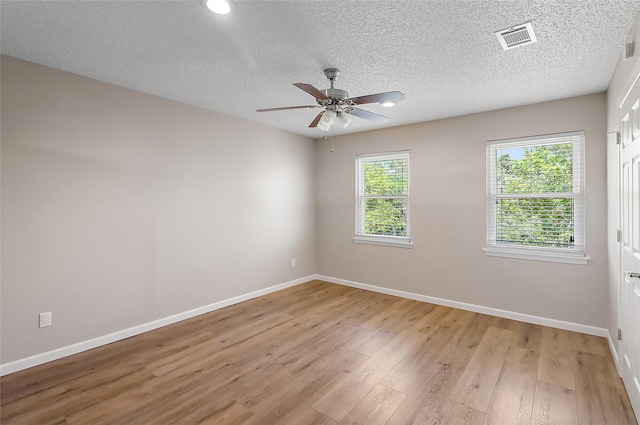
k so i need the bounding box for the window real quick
[354,151,412,248]
[485,131,587,264]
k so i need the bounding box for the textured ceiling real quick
[2,0,640,138]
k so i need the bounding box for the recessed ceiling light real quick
[380,101,396,108]
[206,0,231,14]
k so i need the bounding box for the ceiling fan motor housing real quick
[321,68,348,105]
[322,88,348,103]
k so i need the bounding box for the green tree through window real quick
[355,152,411,246]
[486,131,585,262]
[496,143,574,248]
[364,159,408,236]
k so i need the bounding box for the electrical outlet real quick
[291,258,296,267]
[39,312,52,328]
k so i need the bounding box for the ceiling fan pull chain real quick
[322,135,335,153]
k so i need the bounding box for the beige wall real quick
[316,93,608,327]
[607,12,640,363]
[0,53,614,367]
[1,56,316,363]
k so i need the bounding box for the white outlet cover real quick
[39,312,52,328]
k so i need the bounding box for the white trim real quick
[608,330,621,374]
[353,235,413,248]
[0,275,314,377]
[355,150,410,160]
[483,247,590,265]
[485,131,586,262]
[355,151,411,241]
[316,274,607,337]
[617,55,640,109]
[2,273,611,377]
[486,130,586,148]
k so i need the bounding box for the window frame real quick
[354,151,413,248]
[484,131,588,264]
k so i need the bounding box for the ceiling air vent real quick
[495,22,537,50]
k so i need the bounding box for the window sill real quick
[483,247,589,265]
[353,235,413,249]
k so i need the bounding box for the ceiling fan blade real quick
[347,108,389,123]
[257,105,320,112]
[293,83,329,101]
[308,112,324,128]
[345,91,405,105]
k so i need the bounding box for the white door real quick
[620,69,640,418]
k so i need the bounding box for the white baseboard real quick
[0,275,314,377]
[316,275,608,338]
[608,330,621,374]
[2,274,610,377]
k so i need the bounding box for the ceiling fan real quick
[257,68,405,131]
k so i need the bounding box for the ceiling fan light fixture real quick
[206,0,231,14]
[317,111,335,131]
[380,101,396,108]
[337,112,353,129]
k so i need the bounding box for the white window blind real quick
[485,131,586,263]
[354,151,412,248]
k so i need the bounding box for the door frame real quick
[610,128,621,375]
[613,60,639,376]
[616,55,640,420]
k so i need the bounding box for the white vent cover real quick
[495,22,537,50]
[625,41,635,60]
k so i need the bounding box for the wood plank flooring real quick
[1,280,637,424]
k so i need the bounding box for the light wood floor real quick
[1,280,637,425]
